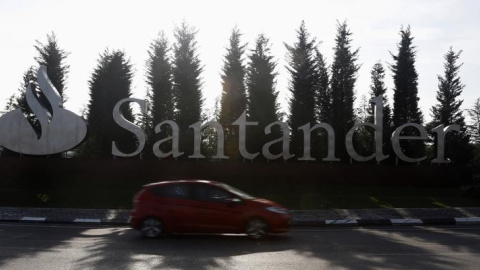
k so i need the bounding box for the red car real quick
[130,180,290,240]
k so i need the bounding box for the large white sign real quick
[115,96,459,164]
[0,66,87,155]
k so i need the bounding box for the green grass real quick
[0,184,479,210]
[257,185,480,209]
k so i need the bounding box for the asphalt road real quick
[0,223,479,270]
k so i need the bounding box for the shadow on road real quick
[75,226,480,269]
[292,226,480,270]
[1,224,480,269]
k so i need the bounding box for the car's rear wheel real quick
[141,217,163,238]
[246,218,268,240]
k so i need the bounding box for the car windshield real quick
[219,183,255,200]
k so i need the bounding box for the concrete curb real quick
[2,207,480,227]
[292,218,479,227]
[2,216,480,227]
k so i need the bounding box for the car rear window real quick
[151,184,191,199]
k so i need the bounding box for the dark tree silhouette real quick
[368,62,392,124]
[429,48,471,163]
[34,32,70,102]
[468,98,480,145]
[145,32,175,158]
[367,62,393,159]
[285,21,318,157]
[2,33,69,157]
[430,49,465,127]
[330,21,359,161]
[1,67,38,156]
[315,49,331,123]
[172,22,204,157]
[468,98,480,176]
[368,62,392,121]
[4,32,68,114]
[202,97,221,158]
[246,34,281,157]
[391,26,424,160]
[219,27,248,159]
[4,67,37,114]
[313,48,333,159]
[80,49,135,158]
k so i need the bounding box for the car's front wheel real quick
[246,218,268,240]
[141,217,164,238]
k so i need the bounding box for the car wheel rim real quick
[247,219,267,240]
[141,218,163,238]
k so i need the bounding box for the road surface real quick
[0,223,479,269]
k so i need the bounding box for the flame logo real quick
[0,65,87,155]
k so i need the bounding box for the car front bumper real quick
[269,214,291,233]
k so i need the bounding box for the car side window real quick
[193,184,230,202]
[152,184,191,199]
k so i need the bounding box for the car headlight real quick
[265,206,289,214]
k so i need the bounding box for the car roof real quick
[143,180,221,188]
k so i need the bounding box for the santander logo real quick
[0,65,87,155]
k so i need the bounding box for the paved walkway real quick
[1,207,480,226]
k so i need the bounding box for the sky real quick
[0,0,479,124]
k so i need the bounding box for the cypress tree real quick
[285,21,318,156]
[314,48,332,159]
[172,22,204,156]
[391,26,424,160]
[34,32,69,102]
[315,49,331,123]
[5,32,68,113]
[1,33,69,157]
[429,48,470,163]
[368,62,393,158]
[202,98,220,158]
[1,67,37,156]
[354,95,373,157]
[80,50,135,158]
[430,49,465,127]
[219,27,247,159]
[368,62,392,122]
[330,21,359,161]
[468,98,480,145]
[145,32,174,158]
[469,98,480,177]
[246,34,280,156]
[4,67,37,114]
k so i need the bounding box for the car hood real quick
[251,198,281,207]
